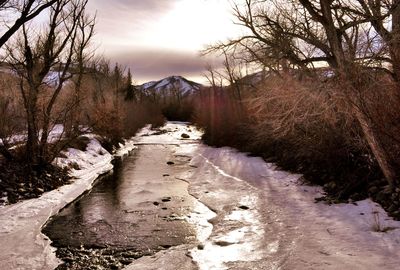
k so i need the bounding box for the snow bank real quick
[0,136,135,270]
[0,124,65,146]
[114,138,138,158]
[135,122,202,145]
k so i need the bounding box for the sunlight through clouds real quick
[138,0,240,51]
[88,0,242,83]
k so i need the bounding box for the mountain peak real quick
[140,75,202,96]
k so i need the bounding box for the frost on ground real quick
[0,134,136,270]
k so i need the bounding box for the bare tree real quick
[67,8,95,135]
[0,0,60,48]
[208,0,399,188]
[342,0,400,82]
[6,0,94,167]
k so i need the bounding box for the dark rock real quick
[388,204,399,213]
[153,202,160,206]
[315,197,326,202]
[63,256,74,263]
[383,185,393,194]
[102,249,114,256]
[239,205,250,210]
[121,252,141,259]
[120,259,132,265]
[181,133,190,139]
[350,193,362,201]
[324,181,336,191]
[368,186,378,195]
[197,244,204,250]
[214,240,234,247]
[167,161,175,165]
[376,191,389,203]
[110,264,119,270]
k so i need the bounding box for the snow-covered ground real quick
[0,124,65,146]
[0,134,137,270]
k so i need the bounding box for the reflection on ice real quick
[192,241,258,270]
[185,201,216,242]
[191,195,266,270]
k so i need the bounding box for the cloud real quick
[112,0,175,12]
[89,0,176,18]
[109,48,220,83]
[87,0,180,45]
[87,0,227,83]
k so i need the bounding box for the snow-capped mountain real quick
[140,75,202,96]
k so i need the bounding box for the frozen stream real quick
[40,122,400,269]
[43,124,214,269]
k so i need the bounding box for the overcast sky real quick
[87,0,242,84]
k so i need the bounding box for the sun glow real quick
[95,0,241,52]
[138,0,240,51]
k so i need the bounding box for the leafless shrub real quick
[247,73,363,156]
[0,72,25,160]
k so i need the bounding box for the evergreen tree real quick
[124,68,136,101]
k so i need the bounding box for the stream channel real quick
[43,140,208,270]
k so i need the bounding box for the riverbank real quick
[0,135,136,270]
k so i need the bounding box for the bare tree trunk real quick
[320,0,399,187]
[354,107,397,187]
[343,68,398,188]
[25,88,39,164]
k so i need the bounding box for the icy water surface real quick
[43,145,200,269]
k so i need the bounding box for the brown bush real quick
[193,86,248,147]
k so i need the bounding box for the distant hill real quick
[139,76,202,99]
